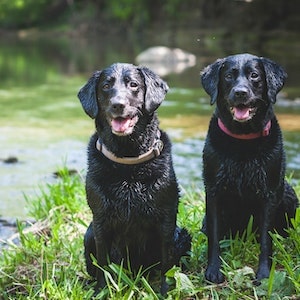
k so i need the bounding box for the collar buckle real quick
[153,139,164,157]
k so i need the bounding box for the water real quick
[0,29,300,217]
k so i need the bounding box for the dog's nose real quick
[112,102,125,111]
[110,98,126,114]
[234,88,248,99]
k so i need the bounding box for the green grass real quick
[0,169,299,299]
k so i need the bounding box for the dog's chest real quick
[205,138,283,197]
[217,159,268,195]
[97,176,163,224]
[87,136,175,223]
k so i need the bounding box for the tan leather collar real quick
[96,132,164,165]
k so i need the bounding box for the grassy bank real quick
[0,169,299,299]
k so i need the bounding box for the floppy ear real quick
[201,58,224,105]
[138,67,169,113]
[77,71,102,119]
[260,57,287,104]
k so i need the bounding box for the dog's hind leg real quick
[274,182,298,236]
[174,226,191,263]
[283,181,298,215]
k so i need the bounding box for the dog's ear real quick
[201,58,224,105]
[138,67,169,113]
[77,71,102,119]
[260,57,287,104]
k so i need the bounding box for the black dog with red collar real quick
[201,53,298,285]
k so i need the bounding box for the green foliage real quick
[98,0,151,33]
[0,0,52,28]
[0,0,197,29]
[1,0,300,31]
[0,169,92,299]
[92,262,160,299]
[106,0,146,22]
[25,167,87,220]
[0,172,299,299]
[270,209,300,295]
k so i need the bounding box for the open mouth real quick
[110,116,138,135]
[230,105,257,122]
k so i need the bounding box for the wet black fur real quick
[201,53,298,284]
[78,63,191,295]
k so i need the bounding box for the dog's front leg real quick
[256,197,275,282]
[160,216,177,296]
[95,242,107,290]
[205,193,224,283]
[93,221,109,292]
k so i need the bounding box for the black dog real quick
[201,53,298,284]
[78,63,191,295]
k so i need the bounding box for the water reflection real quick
[1,129,298,218]
[0,140,87,217]
[1,29,300,92]
[172,138,204,188]
[0,138,205,217]
[0,29,300,217]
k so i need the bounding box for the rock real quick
[53,168,78,178]
[0,217,36,249]
[1,156,18,164]
[136,46,196,76]
[0,217,18,246]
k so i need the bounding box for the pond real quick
[0,28,300,217]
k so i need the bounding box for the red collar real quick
[218,118,271,140]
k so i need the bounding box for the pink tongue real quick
[233,107,250,120]
[111,118,131,132]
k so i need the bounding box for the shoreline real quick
[0,217,35,249]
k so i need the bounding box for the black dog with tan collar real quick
[78,63,191,295]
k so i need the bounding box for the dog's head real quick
[201,53,287,124]
[78,63,168,136]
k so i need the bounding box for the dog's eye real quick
[102,83,110,90]
[250,72,259,79]
[224,73,232,80]
[129,81,139,89]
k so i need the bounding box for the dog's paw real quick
[92,281,106,298]
[205,266,225,284]
[92,287,100,298]
[255,264,270,284]
[160,280,169,297]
